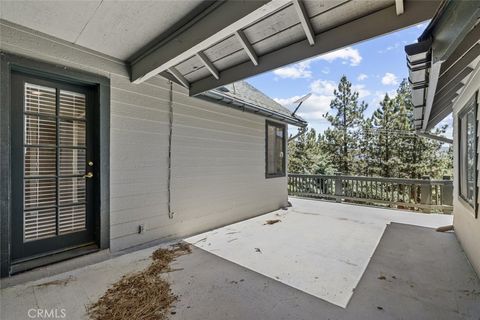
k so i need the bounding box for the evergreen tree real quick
[287,77,453,180]
[288,128,334,174]
[321,75,367,174]
[371,94,403,177]
[358,117,376,176]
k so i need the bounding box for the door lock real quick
[84,172,94,179]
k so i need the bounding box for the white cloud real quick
[352,84,371,99]
[275,84,333,121]
[310,79,337,95]
[271,47,361,79]
[274,79,370,122]
[273,62,312,79]
[381,72,399,86]
[317,47,362,66]
[357,73,368,81]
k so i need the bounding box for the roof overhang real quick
[200,90,307,127]
[131,0,440,96]
[405,0,480,132]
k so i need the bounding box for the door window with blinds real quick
[266,121,286,178]
[458,93,478,215]
[24,83,88,241]
[10,71,96,262]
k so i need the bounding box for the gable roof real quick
[200,80,307,127]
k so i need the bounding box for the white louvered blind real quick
[58,90,87,235]
[24,84,57,241]
[23,83,87,241]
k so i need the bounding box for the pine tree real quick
[287,77,453,180]
[371,94,406,177]
[288,128,334,174]
[321,76,367,174]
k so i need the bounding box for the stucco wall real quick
[0,21,288,253]
[452,63,480,276]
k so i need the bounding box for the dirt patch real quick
[88,243,191,320]
[264,219,281,225]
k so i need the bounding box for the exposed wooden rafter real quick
[196,51,220,80]
[190,0,439,95]
[168,67,189,88]
[395,0,404,15]
[235,29,259,66]
[293,0,315,45]
[131,0,287,83]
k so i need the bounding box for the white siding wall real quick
[0,21,288,252]
[452,63,480,276]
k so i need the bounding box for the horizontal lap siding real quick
[452,64,480,276]
[170,93,287,239]
[1,21,287,253]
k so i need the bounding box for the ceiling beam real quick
[395,0,404,15]
[235,30,259,66]
[439,43,480,81]
[131,0,290,84]
[293,0,315,45]
[196,51,220,80]
[426,96,458,131]
[168,67,189,88]
[439,24,479,74]
[417,132,453,144]
[190,0,440,95]
[434,82,463,107]
[436,67,473,95]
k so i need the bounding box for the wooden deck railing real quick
[288,174,453,213]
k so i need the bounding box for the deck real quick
[1,198,479,320]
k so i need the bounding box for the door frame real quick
[0,53,110,277]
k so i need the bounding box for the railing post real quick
[442,175,453,210]
[335,172,342,203]
[420,175,432,212]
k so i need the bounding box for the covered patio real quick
[2,198,478,319]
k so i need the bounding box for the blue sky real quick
[246,22,453,138]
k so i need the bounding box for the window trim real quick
[457,91,478,218]
[265,120,286,179]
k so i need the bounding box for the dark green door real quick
[11,72,97,261]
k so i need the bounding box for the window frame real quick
[457,91,478,217]
[265,120,287,179]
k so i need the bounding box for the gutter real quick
[199,90,308,128]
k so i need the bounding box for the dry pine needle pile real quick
[88,243,191,320]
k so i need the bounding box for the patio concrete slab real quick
[170,222,480,320]
[1,199,478,320]
[185,197,453,308]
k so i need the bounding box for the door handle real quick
[84,172,94,179]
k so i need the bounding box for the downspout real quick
[167,81,174,219]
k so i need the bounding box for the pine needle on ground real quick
[88,243,191,320]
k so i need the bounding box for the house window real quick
[458,93,478,212]
[266,121,286,178]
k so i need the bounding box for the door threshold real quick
[10,243,99,276]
